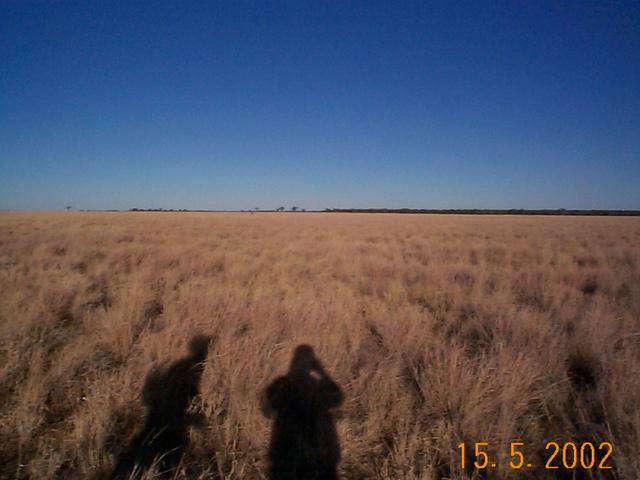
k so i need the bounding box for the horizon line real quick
[3,208,640,216]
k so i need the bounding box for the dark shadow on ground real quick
[111,335,211,479]
[262,345,343,480]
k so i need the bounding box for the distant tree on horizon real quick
[291,206,298,212]
[276,206,285,212]
[65,206,72,211]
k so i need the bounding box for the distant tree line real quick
[126,207,308,212]
[103,207,640,216]
[322,208,640,216]
[129,208,191,212]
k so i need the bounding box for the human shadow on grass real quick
[111,335,211,479]
[262,345,343,480]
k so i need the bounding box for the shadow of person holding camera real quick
[111,335,212,479]
[262,345,343,480]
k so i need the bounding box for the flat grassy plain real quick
[1,212,639,479]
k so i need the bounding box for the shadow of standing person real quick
[111,335,212,479]
[262,345,343,480]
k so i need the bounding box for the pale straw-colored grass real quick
[0,212,639,479]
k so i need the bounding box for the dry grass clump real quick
[1,212,639,479]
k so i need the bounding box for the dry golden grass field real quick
[1,212,639,480]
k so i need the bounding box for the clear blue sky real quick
[1,1,639,211]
